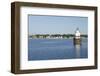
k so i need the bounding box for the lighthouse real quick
[73,28,81,45]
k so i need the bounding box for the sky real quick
[28,15,88,35]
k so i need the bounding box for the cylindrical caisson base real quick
[73,37,81,45]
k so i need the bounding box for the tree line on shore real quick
[29,34,88,39]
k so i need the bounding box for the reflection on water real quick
[28,39,88,61]
[74,44,81,58]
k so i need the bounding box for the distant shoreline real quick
[29,34,88,39]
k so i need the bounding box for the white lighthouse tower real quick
[75,28,81,39]
[74,28,81,45]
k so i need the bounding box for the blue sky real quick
[28,15,88,35]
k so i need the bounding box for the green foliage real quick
[29,34,87,39]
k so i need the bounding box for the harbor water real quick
[28,38,88,61]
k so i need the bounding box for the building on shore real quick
[73,28,81,45]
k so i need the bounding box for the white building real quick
[75,28,81,39]
[73,28,81,45]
